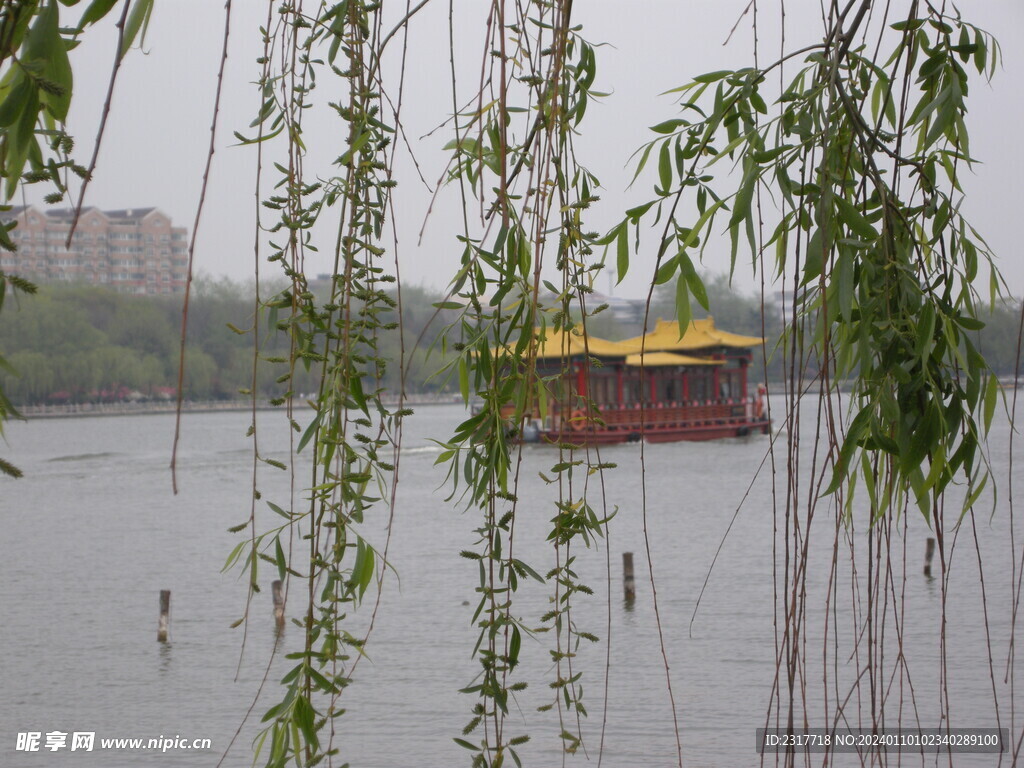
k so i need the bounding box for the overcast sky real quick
[42,1,1024,300]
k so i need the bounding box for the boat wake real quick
[48,452,121,463]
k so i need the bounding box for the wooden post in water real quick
[924,538,936,577]
[622,552,635,601]
[272,580,285,629]
[158,590,170,642]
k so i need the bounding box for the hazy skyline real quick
[27,0,1024,300]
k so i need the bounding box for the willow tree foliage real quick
[0,1,1017,767]
[606,3,1007,753]
[0,0,152,475]
[617,4,1002,519]
[228,2,1010,765]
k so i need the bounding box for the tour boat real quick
[513,317,771,445]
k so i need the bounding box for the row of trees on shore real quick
[0,275,1020,405]
[0,274,494,404]
[0,277,462,404]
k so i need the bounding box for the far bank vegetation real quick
[1,275,1019,405]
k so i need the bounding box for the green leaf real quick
[512,558,544,582]
[37,9,73,121]
[0,76,30,128]
[274,536,286,582]
[801,228,824,286]
[348,370,368,414]
[79,0,119,28]
[508,625,521,668]
[675,276,691,337]
[693,69,733,83]
[751,145,790,163]
[358,541,375,599]
[749,90,767,114]
[222,540,248,573]
[923,101,954,149]
[728,164,757,264]
[340,129,373,165]
[823,406,871,496]
[703,131,747,167]
[836,248,854,323]
[904,408,936,474]
[120,0,154,60]
[914,302,936,359]
[292,694,319,751]
[834,197,877,241]
[891,18,925,32]
[0,457,24,478]
[625,200,656,221]
[650,118,686,134]
[962,473,989,514]
[678,200,725,254]
[267,502,291,520]
[973,28,987,74]
[680,254,708,311]
[5,72,39,197]
[657,142,672,192]
[653,253,679,285]
[630,141,655,184]
[983,374,998,433]
[458,356,469,402]
[615,224,629,283]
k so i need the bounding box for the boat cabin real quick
[518,317,770,444]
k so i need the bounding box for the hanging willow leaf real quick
[616,223,629,283]
[120,0,154,60]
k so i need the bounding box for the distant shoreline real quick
[17,393,464,420]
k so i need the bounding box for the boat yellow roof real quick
[621,317,763,353]
[520,317,759,361]
[529,326,633,360]
[624,352,723,367]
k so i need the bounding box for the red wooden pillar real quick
[616,365,624,406]
[576,362,587,399]
[740,356,749,401]
[682,370,690,401]
[712,356,721,401]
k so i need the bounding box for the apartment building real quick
[0,206,189,294]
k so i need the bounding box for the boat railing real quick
[503,395,764,434]
[591,397,757,431]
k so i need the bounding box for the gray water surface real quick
[1,401,1020,767]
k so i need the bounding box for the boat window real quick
[623,371,643,405]
[661,375,677,403]
[690,370,711,401]
[586,372,616,406]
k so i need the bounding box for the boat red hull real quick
[538,416,770,446]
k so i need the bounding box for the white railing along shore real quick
[17,392,463,419]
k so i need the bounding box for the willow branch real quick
[170,0,232,494]
[64,0,132,247]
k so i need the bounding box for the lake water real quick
[1,397,1021,767]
